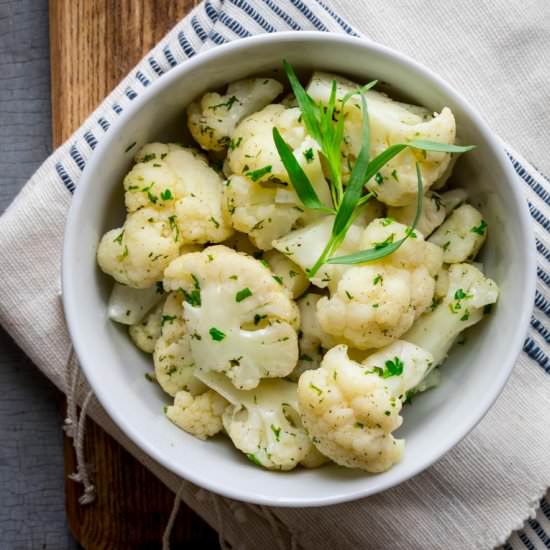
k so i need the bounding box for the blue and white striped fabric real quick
[1,1,549,548]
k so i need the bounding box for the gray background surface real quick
[0,0,77,547]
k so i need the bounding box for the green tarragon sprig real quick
[273,60,475,278]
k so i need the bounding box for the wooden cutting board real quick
[49,1,219,547]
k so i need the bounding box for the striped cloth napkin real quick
[1,1,549,548]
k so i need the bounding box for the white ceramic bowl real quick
[63,31,535,507]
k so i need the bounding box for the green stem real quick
[307,236,338,279]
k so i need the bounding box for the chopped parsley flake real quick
[309,383,323,396]
[454,289,472,301]
[246,165,272,182]
[142,153,156,162]
[209,327,226,341]
[273,275,283,285]
[442,241,451,251]
[160,189,173,201]
[373,274,383,285]
[375,172,384,185]
[235,287,253,302]
[405,227,417,239]
[299,354,313,362]
[303,148,314,163]
[229,356,242,367]
[374,233,395,250]
[209,216,220,228]
[391,169,399,181]
[270,425,281,442]
[161,315,176,327]
[372,357,404,379]
[113,230,124,245]
[228,136,243,151]
[168,215,180,242]
[471,220,488,235]
[208,95,239,111]
[381,217,394,227]
[254,313,267,325]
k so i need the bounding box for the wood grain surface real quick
[49,1,219,547]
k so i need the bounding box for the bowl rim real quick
[62,30,536,507]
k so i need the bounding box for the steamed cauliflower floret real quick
[129,298,165,353]
[97,208,181,288]
[264,250,309,299]
[405,263,498,366]
[226,104,331,200]
[97,144,233,287]
[198,371,318,470]
[166,389,228,440]
[361,217,443,276]
[289,293,336,382]
[187,78,283,151]
[429,204,487,263]
[224,175,302,250]
[153,292,206,397]
[125,145,233,243]
[315,219,442,350]
[164,148,234,243]
[298,343,432,472]
[227,104,300,182]
[317,263,433,350]
[306,71,456,206]
[388,191,446,237]
[163,246,300,390]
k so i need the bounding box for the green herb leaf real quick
[332,92,370,238]
[471,220,488,235]
[282,60,321,144]
[160,189,173,201]
[209,327,226,341]
[272,128,333,213]
[327,164,424,265]
[246,165,272,182]
[235,288,253,302]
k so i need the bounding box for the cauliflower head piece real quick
[198,371,322,470]
[316,219,442,350]
[129,297,165,353]
[163,245,300,390]
[263,250,309,299]
[223,103,332,249]
[405,262,498,366]
[187,78,283,152]
[388,191,446,238]
[429,204,487,263]
[306,71,456,206]
[153,292,206,397]
[97,208,181,288]
[166,389,228,440]
[224,175,303,250]
[298,342,432,472]
[97,144,232,287]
